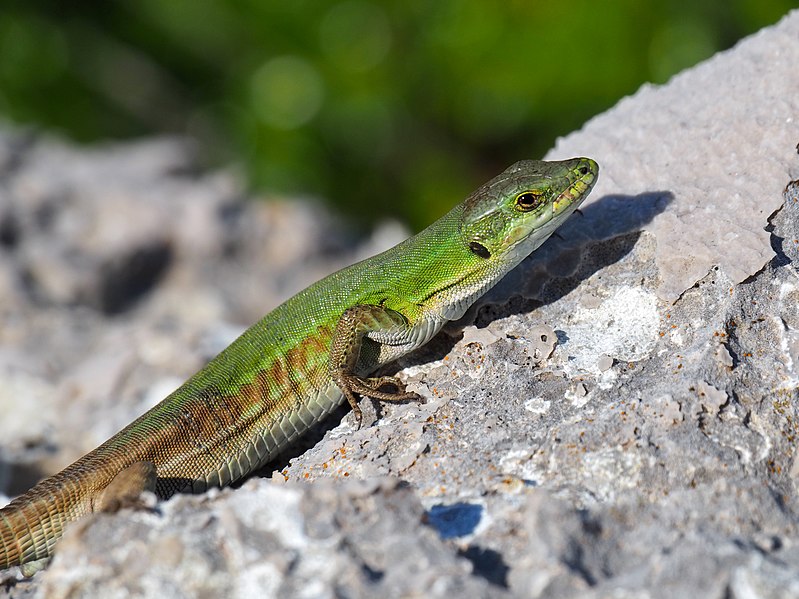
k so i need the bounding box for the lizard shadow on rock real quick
[256,190,673,477]
[397,190,673,367]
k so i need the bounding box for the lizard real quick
[0,157,598,574]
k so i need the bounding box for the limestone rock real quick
[3,10,799,599]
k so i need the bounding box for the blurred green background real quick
[0,1,795,228]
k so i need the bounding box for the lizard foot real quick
[336,373,422,428]
[94,461,157,513]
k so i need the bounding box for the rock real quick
[34,480,493,599]
[2,10,799,599]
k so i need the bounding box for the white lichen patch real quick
[499,448,542,483]
[775,281,799,387]
[640,394,684,426]
[565,382,591,408]
[524,397,552,415]
[576,448,646,503]
[558,286,660,375]
[781,327,799,387]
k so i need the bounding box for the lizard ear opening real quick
[469,241,491,259]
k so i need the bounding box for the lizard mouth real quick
[552,158,598,215]
[505,157,598,250]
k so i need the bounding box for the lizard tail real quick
[0,468,93,570]
[0,450,157,571]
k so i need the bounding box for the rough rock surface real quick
[548,11,799,302]
[2,10,799,599]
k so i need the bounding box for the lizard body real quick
[0,157,597,572]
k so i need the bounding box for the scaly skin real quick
[0,157,598,572]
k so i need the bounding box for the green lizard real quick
[0,157,597,574]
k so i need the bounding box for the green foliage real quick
[0,1,794,228]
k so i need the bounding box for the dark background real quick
[0,1,794,228]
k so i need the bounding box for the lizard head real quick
[459,157,598,266]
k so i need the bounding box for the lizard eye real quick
[515,191,544,212]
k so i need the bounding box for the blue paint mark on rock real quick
[426,503,483,539]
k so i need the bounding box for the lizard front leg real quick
[330,305,422,427]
